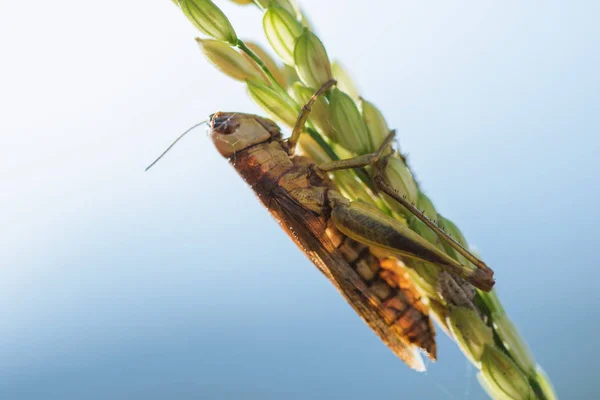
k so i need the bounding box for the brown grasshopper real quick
[149,80,494,370]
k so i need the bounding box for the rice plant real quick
[168,1,557,398]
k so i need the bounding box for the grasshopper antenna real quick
[145,121,208,171]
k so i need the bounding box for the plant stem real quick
[253,0,266,11]
[237,39,285,92]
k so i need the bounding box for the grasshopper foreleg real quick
[286,79,337,155]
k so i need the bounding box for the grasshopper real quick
[149,80,494,370]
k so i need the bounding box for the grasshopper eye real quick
[210,112,274,158]
[212,116,239,135]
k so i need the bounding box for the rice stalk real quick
[169,1,557,398]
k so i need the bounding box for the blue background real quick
[1,0,598,398]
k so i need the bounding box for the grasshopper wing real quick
[268,190,426,371]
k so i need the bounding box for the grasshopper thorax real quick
[210,112,282,158]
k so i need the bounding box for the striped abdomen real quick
[326,222,436,358]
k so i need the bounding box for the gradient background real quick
[2,1,599,398]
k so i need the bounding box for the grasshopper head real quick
[210,112,282,158]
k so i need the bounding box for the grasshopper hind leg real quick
[320,143,495,291]
[372,159,494,283]
[327,196,494,291]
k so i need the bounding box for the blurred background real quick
[1,0,599,398]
